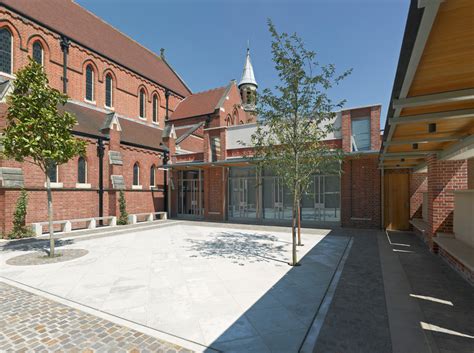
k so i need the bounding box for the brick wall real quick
[426,154,468,247]
[468,158,474,189]
[410,172,427,219]
[341,156,381,228]
[0,7,184,128]
[340,105,381,152]
[203,167,226,221]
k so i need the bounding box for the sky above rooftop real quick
[76,0,410,128]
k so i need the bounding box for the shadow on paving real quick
[388,231,474,353]
[1,239,75,253]
[193,228,352,353]
[186,231,289,265]
[313,229,392,353]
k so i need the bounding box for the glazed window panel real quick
[133,163,140,185]
[139,90,146,118]
[32,41,43,65]
[105,74,113,108]
[85,65,94,101]
[77,157,87,184]
[351,117,370,151]
[150,165,156,186]
[152,95,158,123]
[47,162,58,183]
[0,28,12,74]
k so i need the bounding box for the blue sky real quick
[76,0,410,128]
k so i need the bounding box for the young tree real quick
[118,190,128,225]
[2,59,86,256]
[9,189,32,239]
[251,21,351,266]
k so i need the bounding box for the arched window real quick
[133,162,140,186]
[85,64,94,102]
[105,73,113,108]
[32,41,43,65]
[77,157,87,184]
[0,28,12,74]
[150,165,157,187]
[139,89,146,118]
[46,162,58,183]
[152,94,158,123]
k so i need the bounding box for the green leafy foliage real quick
[1,58,86,255]
[118,190,128,225]
[248,21,351,264]
[2,58,86,172]
[8,189,33,239]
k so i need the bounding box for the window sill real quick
[150,185,159,190]
[104,105,114,111]
[138,116,147,121]
[45,182,63,189]
[84,99,96,105]
[0,72,15,80]
[75,183,91,189]
[132,185,143,190]
[152,121,160,126]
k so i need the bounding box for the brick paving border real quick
[0,282,193,352]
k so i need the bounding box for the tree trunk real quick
[46,173,55,257]
[290,191,298,266]
[297,198,302,246]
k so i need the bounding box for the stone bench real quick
[433,237,474,274]
[31,216,117,236]
[128,212,167,224]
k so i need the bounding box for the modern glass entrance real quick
[178,170,204,218]
[228,166,341,223]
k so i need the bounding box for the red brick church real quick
[0,0,383,236]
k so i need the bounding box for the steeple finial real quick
[239,44,257,89]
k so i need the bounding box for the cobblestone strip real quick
[0,282,193,353]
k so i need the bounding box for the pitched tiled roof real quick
[0,0,191,97]
[61,102,165,151]
[171,86,227,120]
[175,122,204,145]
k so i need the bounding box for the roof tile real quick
[1,0,191,97]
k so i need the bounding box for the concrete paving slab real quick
[0,223,349,352]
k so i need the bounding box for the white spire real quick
[238,47,257,88]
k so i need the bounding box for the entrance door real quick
[384,172,410,230]
[178,170,203,218]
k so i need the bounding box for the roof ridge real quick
[192,85,227,96]
[69,1,166,66]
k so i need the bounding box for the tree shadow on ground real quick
[185,231,288,265]
[1,239,75,253]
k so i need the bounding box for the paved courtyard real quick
[0,281,192,352]
[0,223,350,352]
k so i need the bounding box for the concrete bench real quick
[409,218,429,234]
[433,237,474,273]
[128,212,167,224]
[31,216,117,236]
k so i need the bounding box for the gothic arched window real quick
[32,41,43,65]
[133,163,140,186]
[150,165,156,187]
[152,94,159,123]
[85,64,94,102]
[139,89,146,118]
[77,157,87,184]
[0,28,12,74]
[105,73,113,108]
